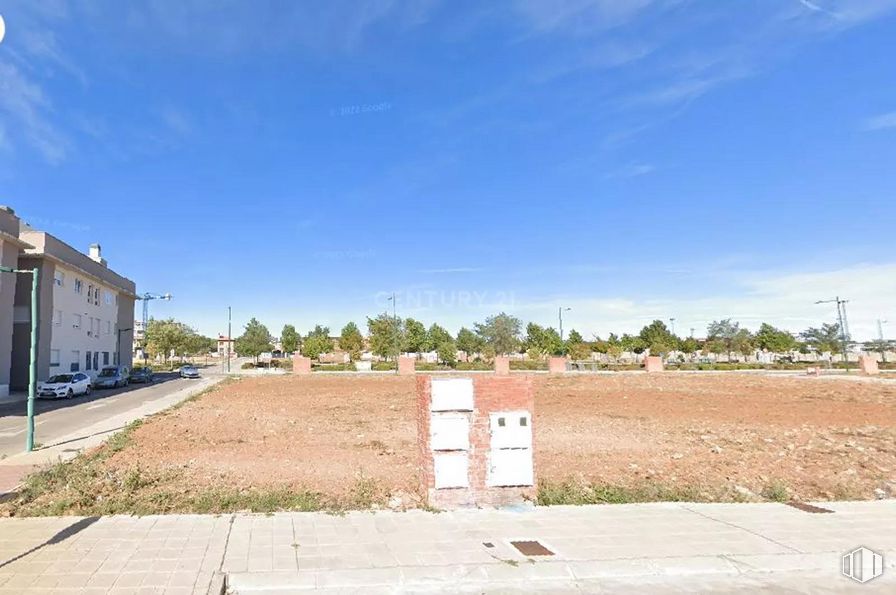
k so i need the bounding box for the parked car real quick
[129,366,155,383]
[179,365,200,379]
[94,365,130,388]
[37,373,92,399]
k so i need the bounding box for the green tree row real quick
[232,314,845,363]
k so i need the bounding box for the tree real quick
[402,318,428,354]
[281,324,300,355]
[706,319,742,361]
[367,314,401,360]
[301,325,334,360]
[525,323,561,357]
[427,324,452,352]
[679,337,699,356]
[339,322,364,361]
[620,333,646,354]
[475,313,522,355]
[456,327,482,358]
[801,323,842,355]
[565,330,590,360]
[605,333,623,362]
[755,323,796,355]
[436,340,457,366]
[638,320,679,356]
[145,318,197,362]
[235,318,273,362]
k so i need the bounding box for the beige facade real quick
[0,206,137,394]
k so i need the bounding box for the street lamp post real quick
[878,319,889,363]
[815,297,850,370]
[558,307,571,342]
[137,292,172,365]
[1,265,39,451]
[669,318,676,336]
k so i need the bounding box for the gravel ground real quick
[96,373,896,504]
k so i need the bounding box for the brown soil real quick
[76,373,896,504]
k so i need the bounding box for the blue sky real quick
[2,0,895,340]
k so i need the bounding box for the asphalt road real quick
[0,373,206,458]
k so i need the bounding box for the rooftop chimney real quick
[89,243,107,266]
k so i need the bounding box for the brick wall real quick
[417,375,536,509]
[398,356,416,375]
[859,355,880,375]
[548,356,568,374]
[494,356,510,375]
[644,356,664,373]
[292,355,311,375]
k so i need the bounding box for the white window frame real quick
[54,271,65,287]
[50,349,61,367]
[74,279,83,294]
[73,314,82,329]
[54,310,63,326]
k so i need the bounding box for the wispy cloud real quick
[0,61,68,163]
[603,163,655,179]
[417,267,485,274]
[862,111,896,131]
[508,262,896,340]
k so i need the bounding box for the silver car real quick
[180,365,200,379]
[94,366,130,388]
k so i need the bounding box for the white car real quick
[37,373,92,399]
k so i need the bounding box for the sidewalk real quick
[0,377,224,496]
[0,500,893,593]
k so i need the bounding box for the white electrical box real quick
[431,378,474,412]
[434,452,469,488]
[489,411,532,449]
[430,413,470,451]
[486,449,534,487]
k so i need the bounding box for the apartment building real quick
[0,206,136,395]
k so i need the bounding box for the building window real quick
[87,284,93,304]
[73,314,82,329]
[105,321,112,335]
[113,352,119,365]
[93,352,99,369]
[54,310,63,326]
[71,351,80,372]
[74,279,83,294]
[54,271,65,287]
[103,352,110,365]
[50,349,60,367]
[85,351,92,371]
[104,291,114,306]
[94,287,100,306]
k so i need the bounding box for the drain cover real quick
[510,540,554,556]
[786,501,834,514]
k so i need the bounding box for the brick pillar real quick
[292,355,311,375]
[644,356,664,373]
[859,355,880,375]
[548,356,568,374]
[417,375,536,510]
[494,356,510,375]
[398,356,416,375]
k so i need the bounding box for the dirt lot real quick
[6,373,896,514]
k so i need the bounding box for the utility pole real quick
[878,319,889,363]
[559,307,571,341]
[227,306,232,373]
[137,292,172,365]
[815,297,850,370]
[1,265,39,451]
